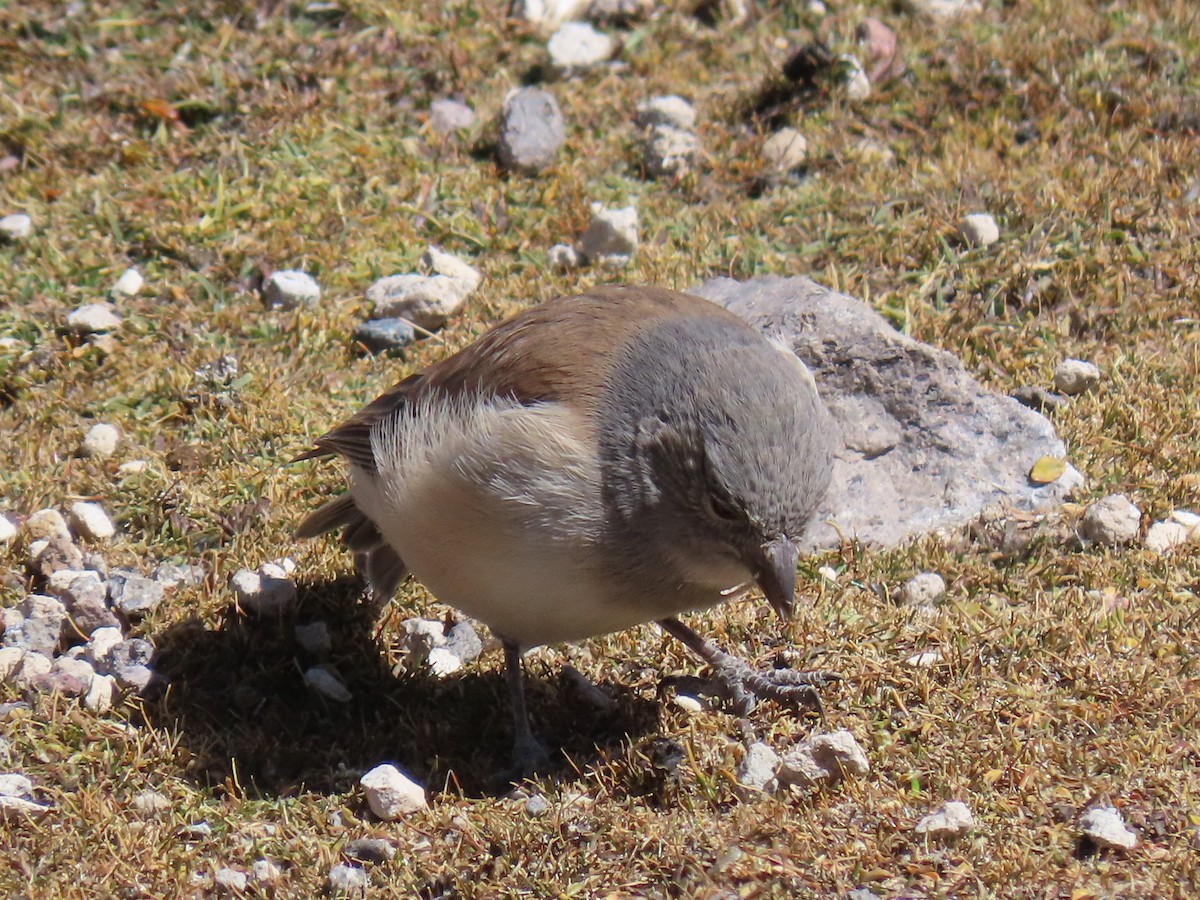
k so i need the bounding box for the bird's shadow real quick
[137,575,662,798]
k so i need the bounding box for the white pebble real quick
[25,508,69,541]
[263,270,321,309]
[117,459,148,476]
[1169,509,1200,529]
[303,666,352,703]
[900,572,946,607]
[0,647,25,682]
[642,125,698,179]
[111,268,144,298]
[579,203,638,267]
[83,673,115,713]
[839,54,871,100]
[132,789,172,818]
[671,694,704,714]
[426,647,462,677]
[67,303,122,334]
[0,514,15,544]
[328,863,369,896]
[634,95,696,132]
[778,729,869,788]
[547,22,613,72]
[1079,805,1137,851]
[249,859,283,885]
[1053,358,1101,396]
[1145,520,1193,554]
[915,800,974,840]
[1079,494,1141,546]
[901,0,983,16]
[80,423,121,459]
[214,868,248,893]
[10,651,52,690]
[295,621,332,656]
[548,243,580,271]
[85,627,125,666]
[905,650,943,667]
[736,742,780,793]
[817,565,839,583]
[69,501,116,541]
[513,0,588,29]
[957,213,1000,247]
[230,566,297,616]
[0,773,50,821]
[360,763,427,819]
[366,246,481,331]
[762,128,808,174]
[0,213,32,241]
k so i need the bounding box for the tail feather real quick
[297,493,409,600]
[365,544,408,598]
[295,494,360,539]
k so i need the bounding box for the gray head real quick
[597,312,834,616]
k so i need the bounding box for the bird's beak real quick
[754,536,799,620]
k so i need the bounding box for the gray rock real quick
[914,800,974,840]
[55,571,121,637]
[26,508,70,541]
[777,730,869,789]
[83,673,115,712]
[444,621,483,662]
[115,664,155,692]
[69,501,115,541]
[957,212,999,247]
[230,566,297,616]
[497,88,565,174]
[524,794,550,817]
[428,98,476,135]
[304,666,352,703]
[1079,804,1137,851]
[132,788,171,817]
[152,562,204,588]
[547,22,614,73]
[0,213,33,241]
[108,570,165,617]
[8,651,52,691]
[899,572,946,607]
[84,627,125,667]
[249,858,283,885]
[98,637,155,674]
[360,763,426,819]
[30,532,85,578]
[762,128,808,174]
[0,772,50,821]
[214,868,248,893]
[344,837,396,864]
[353,318,415,353]
[736,742,780,793]
[328,863,369,897]
[36,656,96,697]
[365,246,481,331]
[1011,384,1068,412]
[693,276,1077,550]
[111,267,143,298]
[579,203,638,266]
[80,423,121,458]
[0,514,15,544]
[9,595,66,655]
[263,270,321,310]
[1080,494,1141,546]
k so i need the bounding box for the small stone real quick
[513,0,589,29]
[857,18,901,83]
[352,318,416,354]
[428,98,476,135]
[0,773,35,800]
[230,566,297,616]
[214,868,248,893]
[579,203,638,266]
[117,459,148,476]
[0,213,32,241]
[31,532,84,578]
[524,794,550,817]
[10,651,52,690]
[69,501,116,541]
[344,837,396,864]
[838,54,871,99]
[737,742,781,793]
[399,617,447,660]
[304,666,352,703]
[817,565,839,583]
[115,664,155,692]
[80,423,121,459]
[1080,494,1141,546]
[152,562,204,588]
[263,270,321,310]
[360,763,427,819]
[99,637,155,673]
[132,788,172,818]
[547,22,613,73]
[548,243,580,271]
[634,95,696,132]
[111,268,144,298]
[642,125,698,179]
[365,246,481,331]
[0,648,24,682]
[249,859,283,885]
[901,0,982,17]
[497,87,566,174]
[66,303,122,334]
[1145,520,1193,553]
[847,890,881,900]
[108,570,165,617]
[778,730,870,788]
[1170,509,1200,529]
[83,673,115,712]
[957,213,1000,247]
[56,571,120,637]
[10,595,67,655]
[671,694,704,714]
[179,821,213,841]
[905,650,943,667]
[1079,804,1137,851]
[84,627,125,667]
[328,863,369,897]
[0,773,49,821]
[850,138,896,166]
[899,572,946,607]
[444,621,483,662]
[1053,358,1101,396]
[26,508,70,541]
[761,128,808,174]
[0,514,15,544]
[295,621,332,656]
[40,655,96,697]
[915,800,974,840]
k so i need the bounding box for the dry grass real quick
[1,0,1199,896]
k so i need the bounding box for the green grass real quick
[2,0,1199,895]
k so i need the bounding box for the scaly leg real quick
[500,640,550,780]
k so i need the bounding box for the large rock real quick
[693,276,1076,550]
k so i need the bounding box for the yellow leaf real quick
[1029,456,1067,484]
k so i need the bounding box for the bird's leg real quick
[657,617,838,716]
[500,640,551,779]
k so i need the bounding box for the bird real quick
[295,284,836,775]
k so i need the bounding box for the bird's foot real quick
[493,732,552,788]
[662,656,838,716]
